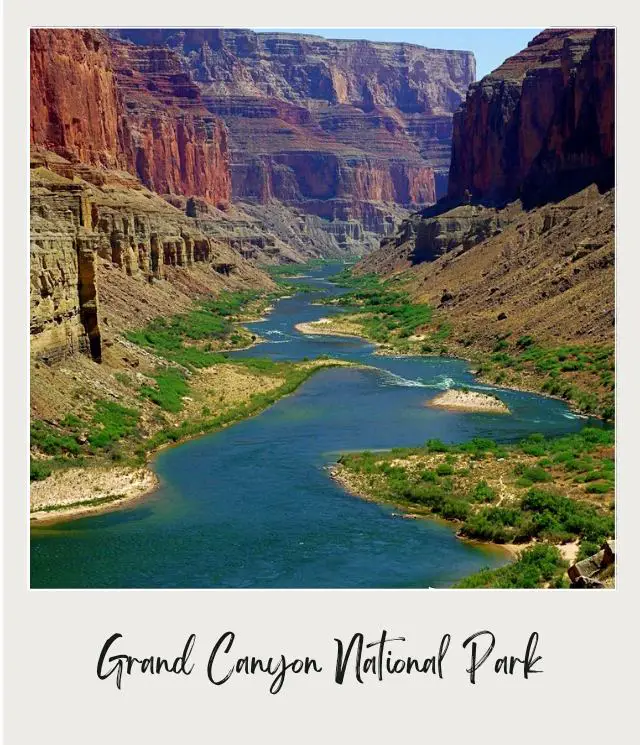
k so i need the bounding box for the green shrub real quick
[462,506,521,543]
[586,482,612,494]
[456,544,566,589]
[440,499,471,521]
[426,438,449,453]
[30,458,52,481]
[471,480,497,503]
[577,541,601,562]
[420,469,438,483]
[436,463,454,476]
[518,465,552,484]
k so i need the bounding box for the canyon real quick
[30,28,477,368]
[359,28,615,356]
[115,29,475,245]
[29,27,616,590]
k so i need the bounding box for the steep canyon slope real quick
[448,28,614,206]
[115,29,476,250]
[356,28,614,416]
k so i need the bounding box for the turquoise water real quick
[30,263,595,588]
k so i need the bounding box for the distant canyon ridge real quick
[33,28,476,253]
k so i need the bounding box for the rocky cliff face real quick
[109,39,231,207]
[448,29,614,206]
[30,29,129,169]
[31,29,231,207]
[30,150,273,364]
[116,30,475,241]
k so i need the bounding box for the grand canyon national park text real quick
[96,630,543,692]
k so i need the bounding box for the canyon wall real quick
[29,29,287,366]
[116,30,475,240]
[448,29,614,206]
[109,39,231,207]
[30,151,273,365]
[30,29,129,169]
[30,29,231,207]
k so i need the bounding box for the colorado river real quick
[31,263,595,588]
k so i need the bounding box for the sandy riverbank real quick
[30,466,159,523]
[427,388,510,414]
[295,317,371,339]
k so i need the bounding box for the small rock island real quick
[427,389,510,414]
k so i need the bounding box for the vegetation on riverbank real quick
[320,270,614,419]
[30,287,355,515]
[334,426,614,587]
[455,544,569,588]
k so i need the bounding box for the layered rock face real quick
[30,150,275,364]
[116,30,475,242]
[30,29,231,207]
[109,40,231,207]
[448,29,614,206]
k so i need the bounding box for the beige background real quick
[4,1,637,742]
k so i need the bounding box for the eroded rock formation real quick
[30,29,231,207]
[115,29,476,242]
[448,29,614,206]
[30,151,271,364]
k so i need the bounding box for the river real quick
[30,263,594,588]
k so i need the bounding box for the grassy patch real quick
[477,337,614,419]
[30,420,82,457]
[323,272,438,349]
[139,369,190,413]
[125,291,260,368]
[88,400,140,449]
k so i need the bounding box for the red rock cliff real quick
[110,40,231,207]
[448,29,614,206]
[30,29,130,169]
[30,30,231,207]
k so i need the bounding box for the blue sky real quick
[254,29,544,80]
